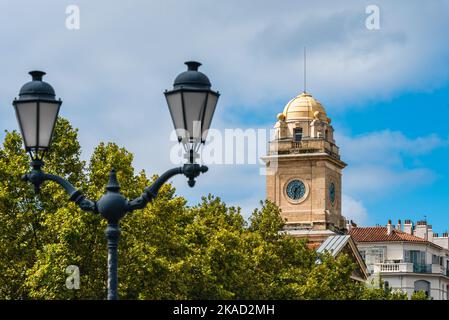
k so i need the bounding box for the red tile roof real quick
[306,242,322,250]
[349,227,429,243]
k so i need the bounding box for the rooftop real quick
[316,235,351,256]
[350,226,429,243]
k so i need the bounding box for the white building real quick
[349,219,449,300]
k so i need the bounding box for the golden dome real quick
[282,92,329,122]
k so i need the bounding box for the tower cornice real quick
[261,152,347,169]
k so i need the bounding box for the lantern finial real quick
[185,61,202,71]
[29,71,46,81]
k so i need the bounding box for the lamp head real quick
[13,71,62,160]
[164,61,219,162]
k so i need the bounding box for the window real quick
[432,254,439,265]
[367,248,385,264]
[404,250,426,264]
[294,128,303,142]
[359,247,386,273]
[414,280,430,298]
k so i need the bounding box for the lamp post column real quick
[106,222,120,300]
[96,169,128,300]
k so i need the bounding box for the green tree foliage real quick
[0,119,410,300]
[411,290,429,300]
[362,276,408,300]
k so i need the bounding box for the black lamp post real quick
[165,61,220,171]
[13,62,219,300]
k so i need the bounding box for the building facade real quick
[349,220,449,299]
[261,90,367,280]
[261,91,347,245]
[261,90,449,298]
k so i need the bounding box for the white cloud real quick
[337,130,446,198]
[345,165,436,197]
[0,0,449,216]
[342,194,368,226]
[2,1,449,126]
[337,131,447,166]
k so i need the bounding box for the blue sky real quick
[1,1,449,232]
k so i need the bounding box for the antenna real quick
[304,46,312,136]
[303,46,307,93]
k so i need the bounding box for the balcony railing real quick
[268,138,340,159]
[413,264,432,274]
[374,263,413,273]
[374,263,441,275]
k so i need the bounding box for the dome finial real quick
[185,61,202,71]
[29,70,46,81]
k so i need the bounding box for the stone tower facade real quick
[261,92,347,238]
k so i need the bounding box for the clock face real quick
[329,182,336,205]
[286,180,306,200]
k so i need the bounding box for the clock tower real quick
[261,91,347,240]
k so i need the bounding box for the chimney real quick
[428,225,434,243]
[433,231,449,250]
[404,220,413,234]
[397,219,402,231]
[387,220,393,235]
[346,220,358,232]
[414,220,428,240]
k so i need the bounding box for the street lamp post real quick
[12,62,219,300]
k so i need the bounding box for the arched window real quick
[414,280,430,298]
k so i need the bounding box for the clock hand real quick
[294,187,299,198]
